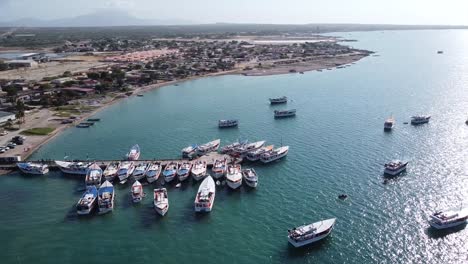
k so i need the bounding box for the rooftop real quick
[0,111,15,118]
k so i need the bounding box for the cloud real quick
[105,0,136,9]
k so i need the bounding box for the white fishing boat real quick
[131,180,145,203]
[76,186,98,215]
[246,145,274,161]
[17,162,49,175]
[212,159,227,179]
[428,208,468,230]
[182,144,198,158]
[103,162,120,182]
[218,119,239,128]
[197,139,221,155]
[55,161,89,175]
[288,218,336,247]
[384,160,408,176]
[163,162,178,183]
[242,168,258,188]
[154,188,169,216]
[226,164,242,189]
[132,163,149,181]
[85,163,103,186]
[260,146,289,163]
[411,115,431,125]
[274,109,296,118]
[98,181,115,215]
[177,161,192,182]
[384,116,395,131]
[145,162,162,183]
[194,176,216,212]
[117,161,135,184]
[126,144,141,161]
[191,161,207,181]
[269,96,288,104]
[233,140,265,156]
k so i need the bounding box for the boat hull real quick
[133,173,146,181]
[77,208,93,215]
[384,167,407,176]
[245,179,258,188]
[155,206,168,216]
[288,231,332,247]
[146,175,159,183]
[429,220,467,230]
[227,179,242,189]
[260,152,288,163]
[18,167,49,175]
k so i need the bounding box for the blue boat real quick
[163,162,178,183]
[98,181,115,215]
[76,186,98,215]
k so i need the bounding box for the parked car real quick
[7,142,16,149]
[0,131,8,136]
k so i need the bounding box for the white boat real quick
[145,162,162,183]
[163,162,178,183]
[233,140,265,156]
[246,145,274,161]
[384,116,395,131]
[226,164,242,189]
[260,146,289,163]
[182,144,198,158]
[17,162,49,175]
[242,168,258,188]
[191,161,207,181]
[98,181,115,215]
[197,139,221,155]
[55,161,89,175]
[76,186,98,215]
[219,119,238,128]
[194,176,216,212]
[103,162,120,182]
[220,140,246,154]
[154,188,169,216]
[177,162,192,182]
[212,159,227,179]
[131,180,145,203]
[85,163,103,186]
[384,160,408,176]
[411,115,431,125]
[269,96,287,104]
[117,161,135,184]
[126,144,141,160]
[132,163,149,181]
[288,218,336,247]
[429,208,468,230]
[274,109,296,118]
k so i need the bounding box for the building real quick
[61,87,95,96]
[6,60,39,69]
[51,77,74,85]
[0,111,15,125]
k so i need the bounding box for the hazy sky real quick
[1,0,468,25]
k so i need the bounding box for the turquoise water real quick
[2,30,468,263]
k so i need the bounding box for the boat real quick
[126,144,141,161]
[132,163,149,181]
[17,162,49,175]
[260,146,289,163]
[85,163,103,186]
[97,181,115,215]
[163,162,178,183]
[220,140,247,154]
[145,162,162,183]
[226,164,242,189]
[242,168,258,188]
[131,180,145,203]
[76,186,98,215]
[288,218,336,247]
[182,144,198,158]
[384,116,395,131]
[191,161,207,181]
[212,159,227,179]
[466,118,468,125]
[274,109,296,118]
[428,208,468,230]
[246,145,274,161]
[55,161,89,175]
[233,140,265,156]
[87,118,100,122]
[411,115,431,125]
[384,160,408,176]
[103,162,120,182]
[154,188,169,216]
[218,119,239,128]
[177,162,192,182]
[269,96,288,104]
[117,161,135,184]
[437,50,444,54]
[76,123,91,128]
[194,176,216,212]
[197,139,221,155]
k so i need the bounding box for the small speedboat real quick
[194,176,216,212]
[288,218,336,247]
[242,168,258,188]
[191,161,207,181]
[218,119,238,128]
[76,186,98,215]
[98,181,115,215]
[411,115,431,125]
[384,116,395,131]
[132,163,149,181]
[145,162,162,183]
[177,162,192,182]
[260,146,289,163]
[154,188,169,216]
[384,160,408,176]
[226,164,242,190]
[55,161,89,175]
[212,159,227,179]
[17,162,49,175]
[103,162,120,182]
[274,109,296,118]
[182,144,198,158]
[85,163,103,186]
[117,161,135,184]
[428,208,468,230]
[131,180,145,203]
[163,162,178,183]
[197,139,221,156]
[246,145,274,161]
[269,96,287,104]
[126,144,141,161]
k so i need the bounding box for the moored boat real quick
[220,140,247,154]
[17,162,49,175]
[218,119,239,128]
[85,163,103,186]
[76,186,98,215]
[182,144,198,158]
[177,161,192,182]
[132,163,149,181]
[145,162,162,183]
[428,208,468,230]
[274,109,296,118]
[384,160,408,176]
[260,146,289,163]
[55,161,89,175]
[212,158,227,179]
[384,116,395,131]
[288,218,336,247]
[154,188,169,216]
[103,162,120,182]
[246,145,274,161]
[233,140,265,156]
[194,176,216,212]
[98,181,115,215]
[117,161,135,184]
[126,144,141,160]
[197,139,221,156]
[131,180,145,203]
[269,96,288,104]
[163,162,178,183]
[191,161,207,181]
[411,115,431,125]
[242,168,258,188]
[226,164,242,189]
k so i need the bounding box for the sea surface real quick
[1,30,468,264]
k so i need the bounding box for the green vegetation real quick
[21,127,56,136]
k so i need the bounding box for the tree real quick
[15,100,25,124]
[39,83,52,90]
[63,71,72,77]
[0,60,8,71]
[87,72,100,80]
